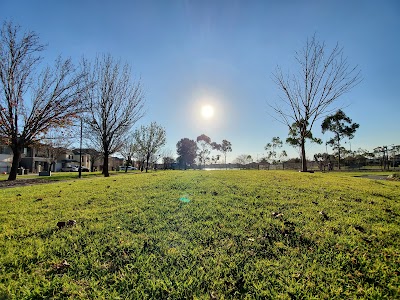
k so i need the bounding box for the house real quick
[59,148,120,172]
[109,156,124,171]
[0,140,124,173]
[20,145,52,173]
[19,144,88,173]
[88,150,122,172]
[56,149,92,171]
[0,142,94,173]
[56,149,79,171]
[72,149,91,171]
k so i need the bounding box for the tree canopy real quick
[265,137,287,163]
[321,109,359,169]
[220,139,232,168]
[196,134,212,168]
[176,138,197,169]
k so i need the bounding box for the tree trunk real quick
[300,139,307,172]
[8,147,22,181]
[384,150,388,170]
[103,151,110,177]
[125,155,131,173]
[337,135,341,170]
[140,160,145,172]
[145,154,150,172]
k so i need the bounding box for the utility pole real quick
[79,117,83,178]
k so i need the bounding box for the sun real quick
[201,105,214,119]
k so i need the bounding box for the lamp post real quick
[390,144,395,170]
[78,117,83,178]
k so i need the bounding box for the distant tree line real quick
[263,108,400,171]
[176,134,232,170]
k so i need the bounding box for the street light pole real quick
[390,144,395,170]
[79,117,83,179]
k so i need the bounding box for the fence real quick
[259,162,320,171]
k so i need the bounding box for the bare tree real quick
[159,148,175,170]
[271,35,361,172]
[84,147,102,172]
[234,154,253,165]
[133,122,166,172]
[162,157,175,170]
[374,146,389,170]
[40,128,74,172]
[314,153,332,171]
[131,142,147,171]
[0,21,89,180]
[83,54,145,177]
[118,134,135,172]
[390,145,400,170]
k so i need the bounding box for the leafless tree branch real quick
[269,34,361,171]
[83,54,145,177]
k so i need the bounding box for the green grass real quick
[1,170,399,299]
[0,171,114,181]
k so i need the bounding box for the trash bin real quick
[18,168,23,175]
[24,169,28,175]
[39,171,51,176]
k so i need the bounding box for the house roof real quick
[72,148,98,155]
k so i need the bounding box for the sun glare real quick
[201,105,214,119]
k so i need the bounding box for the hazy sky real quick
[1,0,399,162]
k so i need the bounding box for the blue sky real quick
[1,0,399,162]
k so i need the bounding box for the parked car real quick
[120,166,137,171]
[71,165,90,172]
[61,166,73,172]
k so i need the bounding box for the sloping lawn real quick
[0,170,399,299]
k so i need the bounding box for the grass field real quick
[0,170,399,299]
